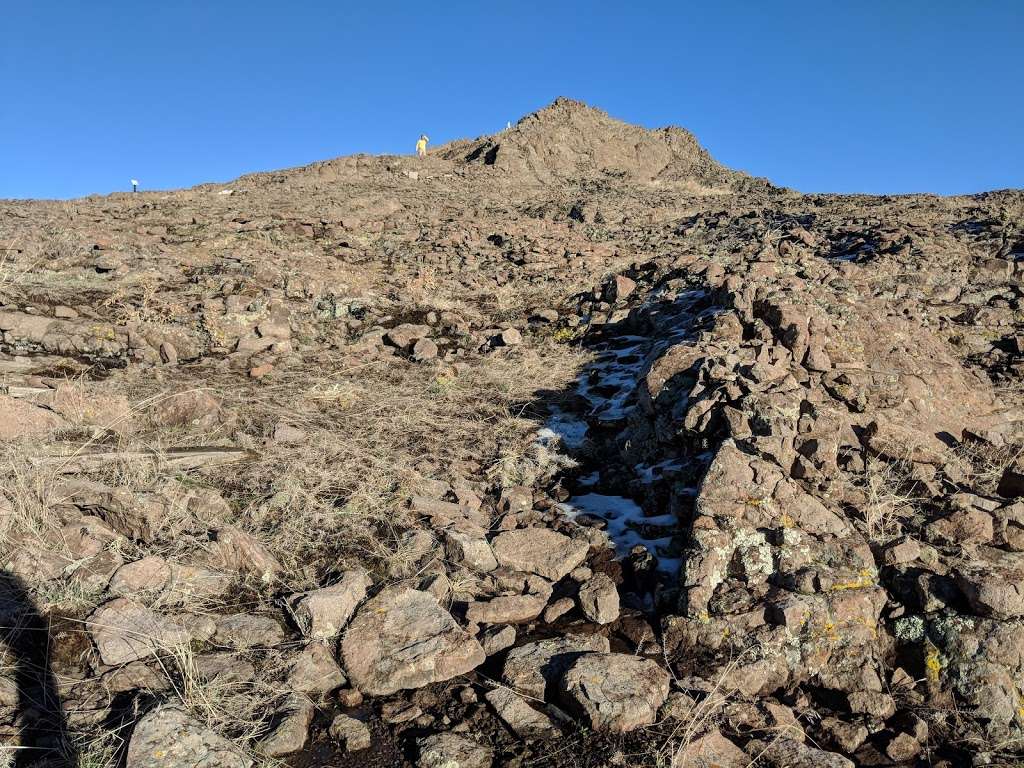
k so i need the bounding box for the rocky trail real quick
[2,99,1024,767]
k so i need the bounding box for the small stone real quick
[288,643,347,694]
[466,593,548,624]
[412,337,439,361]
[261,697,313,757]
[337,689,364,708]
[543,597,574,623]
[445,529,498,572]
[159,342,178,364]
[272,423,306,444]
[212,614,285,649]
[816,716,868,753]
[249,363,274,379]
[674,729,747,768]
[417,732,494,768]
[382,701,423,724]
[886,732,921,761]
[485,687,560,739]
[328,714,371,752]
[577,573,620,624]
[481,625,516,655]
[846,690,896,720]
[292,569,371,640]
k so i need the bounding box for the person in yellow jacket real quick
[416,134,429,158]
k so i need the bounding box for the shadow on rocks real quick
[0,571,76,767]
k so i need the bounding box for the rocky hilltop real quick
[1,99,1024,768]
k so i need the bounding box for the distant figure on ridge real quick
[416,134,429,158]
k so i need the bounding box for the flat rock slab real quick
[89,598,190,666]
[560,652,670,733]
[342,585,485,695]
[490,528,589,581]
[126,706,253,768]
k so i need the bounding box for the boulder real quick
[502,634,610,699]
[559,652,669,733]
[341,586,485,695]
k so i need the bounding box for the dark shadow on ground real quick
[0,572,76,767]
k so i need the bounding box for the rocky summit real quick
[1,98,1023,767]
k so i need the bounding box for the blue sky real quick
[2,1,1021,199]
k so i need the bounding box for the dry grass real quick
[207,343,586,587]
[862,455,923,540]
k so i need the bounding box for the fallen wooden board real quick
[30,447,253,473]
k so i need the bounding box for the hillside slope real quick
[1,101,1023,768]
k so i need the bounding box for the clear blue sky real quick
[2,1,1022,199]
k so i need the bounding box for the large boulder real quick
[341,586,484,695]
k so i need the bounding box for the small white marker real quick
[130,179,139,193]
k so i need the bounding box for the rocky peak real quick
[446,97,771,190]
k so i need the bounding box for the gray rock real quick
[89,598,190,666]
[292,569,372,640]
[745,737,854,768]
[417,732,493,768]
[261,696,314,757]
[212,614,285,649]
[560,652,669,732]
[126,706,252,768]
[288,642,347,694]
[485,687,560,739]
[502,634,609,699]
[342,586,485,695]
[577,573,619,624]
[480,625,516,655]
[328,714,371,752]
[490,528,588,581]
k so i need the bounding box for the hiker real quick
[416,134,429,158]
